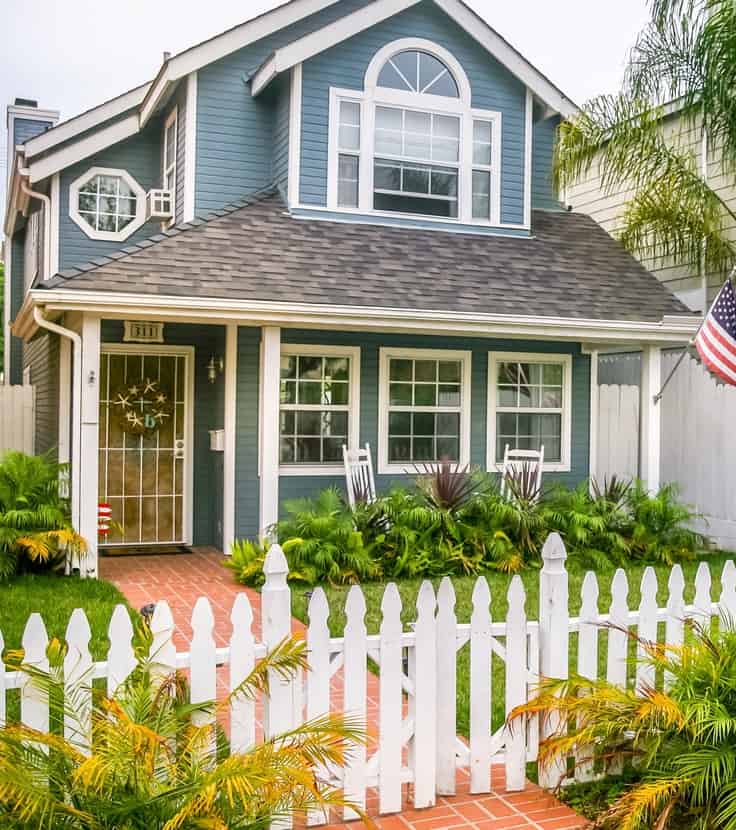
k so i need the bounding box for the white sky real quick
[1,0,651,207]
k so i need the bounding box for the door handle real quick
[174,439,185,460]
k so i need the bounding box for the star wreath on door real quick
[110,377,174,436]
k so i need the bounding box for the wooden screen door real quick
[98,346,193,546]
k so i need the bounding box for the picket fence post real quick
[64,608,93,755]
[190,597,217,761]
[412,580,437,809]
[262,544,294,740]
[435,577,457,796]
[379,582,403,815]
[538,532,569,789]
[230,593,256,754]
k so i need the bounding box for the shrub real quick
[0,633,364,829]
[513,620,736,830]
[627,481,703,564]
[0,451,85,581]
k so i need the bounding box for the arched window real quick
[328,38,501,225]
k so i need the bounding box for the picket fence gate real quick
[2,536,736,815]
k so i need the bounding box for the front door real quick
[98,346,193,546]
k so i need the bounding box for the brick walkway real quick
[100,548,586,830]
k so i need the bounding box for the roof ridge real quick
[40,186,281,290]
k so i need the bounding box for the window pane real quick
[543,364,563,385]
[405,110,431,133]
[414,385,436,406]
[298,382,322,405]
[377,61,412,91]
[438,385,460,406]
[413,412,435,435]
[337,154,359,208]
[437,412,460,435]
[297,411,322,435]
[437,437,459,460]
[390,383,412,406]
[403,166,430,194]
[374,162,401,190]
[325,357,349,381]
[375,131,403,156]
[374,191,458,218]
[299,355,322,379]
[389,411,411,435]
[390,359,413,381]
[391,51,419,90]
[280,380,296,404]
[414,360,437,382]
[280,438,296,463]
[323,438,344,462]
[419,52,447,91]
[325,381,349,405]
[434,114,460,138]
[376,106,402,129]
[297,438,321,462]
[339,125,361,151]
[78,193,96,212]
[498,362,518,384]
[389,436,411,461]
[280,410,295,434]
[413,437,434,460]
[431,170,457,197]
[439,361,460,383]
[473,120,492,165]
[340,100,361,126]
[432,137,459,162]
[425,70,459,97]
[472,170,491,220]
[118,198,136,218]
[324,411,348,435]
[542,388,562,408]
[404,133,432,159]
[281,356,297,379]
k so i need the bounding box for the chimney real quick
[163,51,171,62]
[6,99,60,186]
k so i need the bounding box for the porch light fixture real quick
[207,355,224,384]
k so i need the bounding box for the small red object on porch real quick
[98,503,113,537]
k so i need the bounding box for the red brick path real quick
[100,549,586,830]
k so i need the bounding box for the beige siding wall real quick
[565,112,736,310]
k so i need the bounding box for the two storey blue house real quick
[4,0,696,574]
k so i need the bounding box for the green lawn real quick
[0,573,136,659]
[289,552,735,736]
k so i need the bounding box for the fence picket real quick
[413,580,437,808]
[150,600,176,680]
[64,608,93,754]
[107,604,136,697]
[262,545,293,742]
[436,577,457,796]
[229,593,256,754]
[0,630,4,729]
[469,576,492,794]
[307,588,331,827]
[694,562,712,620]
[379,582,403,815]
[607,569,629,689]
[576,571,599,782]
[664,565,685,689]
[505,576,527,792]
[720,560,736,629]
[636,568,658,691]
[21,613,49,736]
[343,585,367,819]
[190,597,217,760]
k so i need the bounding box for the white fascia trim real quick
[251,0,423,95]
[287,64,302,206]
[27,113,140,183]
[523,88,533,227]
[140,0,341,125]
[486,350,573,473]
[377,346,472,475]
[433,0,577,118]
[279,342,361,476]
[22,85,149,159]
[183,72,198,222]
[49,173,60,277]
[25,290,701,345]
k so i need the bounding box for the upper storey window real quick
[328,38,502,226]
[69,167,147,242]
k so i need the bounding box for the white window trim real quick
[486,351,573,473]
[279,343,361,476]
[68,166,147,242]
[163,107,178,225]
[327,38,502,227]
[378,346,472,475]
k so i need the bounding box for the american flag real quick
[694,277,736,386]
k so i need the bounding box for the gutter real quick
[32,307,82,537]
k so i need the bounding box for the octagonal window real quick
[69,167,146,241]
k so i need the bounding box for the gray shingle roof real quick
[41,190,689,322]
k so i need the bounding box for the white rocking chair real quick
[343,443,377,509]
[499,444,545,502]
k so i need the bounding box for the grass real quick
[289,552,735,736]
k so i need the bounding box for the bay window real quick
[378,348,472,474]
[328,39,501,225]
[487,352,572,471]
[279,345,360,473]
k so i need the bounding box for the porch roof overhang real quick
[13,287,700,347]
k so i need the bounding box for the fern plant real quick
[0,633,366,829]
[0,451,85,580]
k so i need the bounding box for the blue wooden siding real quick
[273,75,291,200]
[14,116,54,146]
[194,0,373,214]
[299,0,527,225]
[8,229,26,385]
[532,115,562,211]
[58,126,162,272]
[232,327,590,538]
[101,321,226,547]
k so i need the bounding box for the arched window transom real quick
[327,38,502,226]
[377,50,459,98]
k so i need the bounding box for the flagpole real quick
[652,266,736,404]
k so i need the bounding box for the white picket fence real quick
[0,383,34,455]
[2,536,735,810]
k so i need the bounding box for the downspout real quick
[32,307,82,535]
[20,177,51,281]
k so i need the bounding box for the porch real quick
[36,311,687,577]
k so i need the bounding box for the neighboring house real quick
[564,105,735,314]
[3,0,697,575]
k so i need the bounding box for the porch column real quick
[259,326,281,538]
[58,337,72,508]
[588,348,599,485]
[222,324,238,552]
[639,345,662,493]
[79,315,100,577]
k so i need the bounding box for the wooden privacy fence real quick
[0,383,34,455]
[596,383,639,482]
[2,537,736,813]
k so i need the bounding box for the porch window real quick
[487,352,572,471]
[378,347,471,473]
[279,345,361,473]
